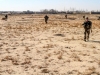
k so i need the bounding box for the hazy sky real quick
[0,0,100,11]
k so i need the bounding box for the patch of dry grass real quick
[0,14,100,75]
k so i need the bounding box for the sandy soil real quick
[0,14,100,75]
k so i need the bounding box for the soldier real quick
[65,14,67,19]
[44,15,49,24]
[82,17,92,42]
[4,14,8,21]
[83,15,85,20]
[5,14,8,19]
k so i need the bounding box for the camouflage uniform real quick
[5,15,8,19]
[83,15,85,20]
[44,15,49,24]
[82,18,92,41]
[65,14,67,19]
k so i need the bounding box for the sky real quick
[0,0,100,11]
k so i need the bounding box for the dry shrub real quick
[5,24,32,32]
[6,48,11,53]
[25,46,30,51]
[78,36,83,40]
[67,71,73,74]
[48,59,54,62]
[6,69,15,74]
[64,38,69,41]
[68,70,81,75]
[12,58,19,65]
[58,54,63,59]
[54,51,61,55]
[70,53,81,61]
[83,67,96,75]
[47,53,51,57]
[64,38,71,41]
[82,44,87,47]
[44,56,49,59]
[97,60,100,66]
[43,44,55,48]
[41,69,50,73]
[79,52,90,56]
[57,52,63,59]
[66,59,71,63]
[37,65,48,69]
[21,57,31,65]
[36,49,41,53]
[72,36,75,40]
[53,70,58,73]
[1,56,19,65]
[2,56,13,61]
[91,45,96,49]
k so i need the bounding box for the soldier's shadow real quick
[89,40,100,43]
[54,34,65,37]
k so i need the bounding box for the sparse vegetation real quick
[0,14,100,75]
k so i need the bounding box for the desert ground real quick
[0,14,100,75]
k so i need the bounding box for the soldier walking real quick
[5,14,8,19]
[65,14,67,19]
[83,15,85,20]
[44,15,49,24]
[82,17,92,42]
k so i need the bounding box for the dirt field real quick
[0,14,100,75]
